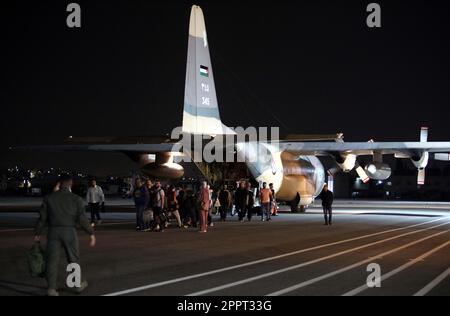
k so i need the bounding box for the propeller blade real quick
[417,169,426,186]
[355,164,370,183]
[420,127,428,143]
[417,128,428,186]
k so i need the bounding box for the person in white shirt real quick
[86,179,105,225]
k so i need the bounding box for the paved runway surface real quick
[0,199,449,296]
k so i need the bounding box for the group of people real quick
[133,179,215,233]
[230,181,278,223]
[32,173,334,296]
[132,179,280,233]
[62,176,332,230]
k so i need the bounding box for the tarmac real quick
[0,197,448,296]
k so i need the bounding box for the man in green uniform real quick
[34,174,96,296]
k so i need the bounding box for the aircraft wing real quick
[12,134,182,154]
[13,143,178,154]
[17,141,450,156]
[279,141,450,157]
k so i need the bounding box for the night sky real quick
[1,0,450,175]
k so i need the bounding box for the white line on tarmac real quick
[0,221,136,233]
[187,221,449,296]
[97,221,135,226]
[103,217,448,296]
[0,228,33,233]
[413,267,450,296]
[267,229,449,296]
[343,241,450,296]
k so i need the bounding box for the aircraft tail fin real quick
[182,5,235,136]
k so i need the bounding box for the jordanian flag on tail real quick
[200,65,209,77]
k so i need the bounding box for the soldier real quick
[34,174,96,296]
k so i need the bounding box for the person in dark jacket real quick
[320,183,334,225]
[235,182,248,222]
[134,178,150,231]
[184,190,198,228]
[246,183,255,222]
[218,185,232,221]
[34,174,96,297]
[177,186,187,223]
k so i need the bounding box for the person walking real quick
[86,179,105,226]
[185,190,198,228]
[144,179,155,230]
[177,186,187,224]
[259,182,273,221]
[235,182,248,222]
[198,181,211,233]
[167,185,183,228]
[153,181,166,232]
[207,185,214,227]
[246,183,255,222]
[218,185,232,221]
[320,183,334,225]
[269,183,278,216]
[133,178,150,231]
[34,174,96,297]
